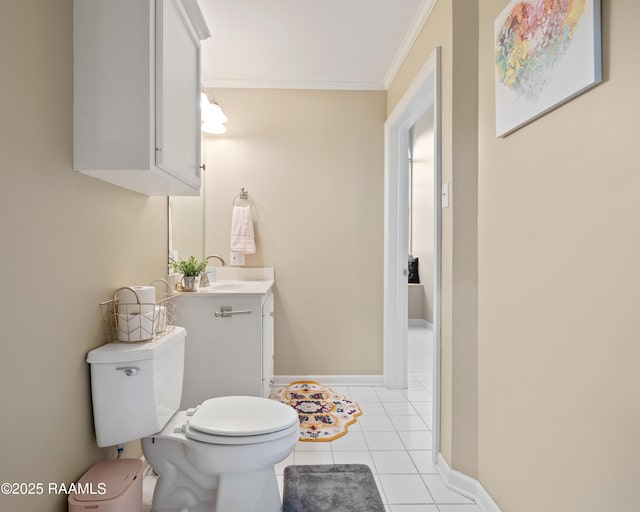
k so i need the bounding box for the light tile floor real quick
[272,324,480,512]
[143,324,480,512]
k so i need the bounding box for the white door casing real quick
[383,47,442,459]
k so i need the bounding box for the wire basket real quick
[100,280,178,343]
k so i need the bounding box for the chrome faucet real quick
[205,254,227,267]
[199,254,227,288]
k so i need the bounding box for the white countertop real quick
[185,279,274,296]
[174,267,274,296]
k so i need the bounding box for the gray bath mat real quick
[283,464,385,512]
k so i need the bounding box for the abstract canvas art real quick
[494,0,601,137]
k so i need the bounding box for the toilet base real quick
[149,468,281,512]
[142,434,216,512]
[141,411,296,512]
[216,468,281,512]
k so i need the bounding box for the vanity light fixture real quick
[200,92,228,134]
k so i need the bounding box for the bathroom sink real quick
[208,281,255,291]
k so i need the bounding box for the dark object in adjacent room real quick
[408,256,420,284]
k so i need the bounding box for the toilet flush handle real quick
[116,366,141,377]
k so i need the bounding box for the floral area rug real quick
[270,381,362,442]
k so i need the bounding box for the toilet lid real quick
[188,396,299,437]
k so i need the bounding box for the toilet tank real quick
[87,327,186,447]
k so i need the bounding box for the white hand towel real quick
[230,205,256,254]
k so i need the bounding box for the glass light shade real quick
[201,120,227,134]
[200,92,215,120]
[200,92,228,133]
[210,102,228,123]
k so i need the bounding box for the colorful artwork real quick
[494,0,601,136]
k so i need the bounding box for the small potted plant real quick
[170,256,208,292]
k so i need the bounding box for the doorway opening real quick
[383,48,442,460]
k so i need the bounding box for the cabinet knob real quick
[200,164,206,171]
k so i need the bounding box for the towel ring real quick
[233,187,254,207]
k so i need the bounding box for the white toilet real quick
[87,326,299,512]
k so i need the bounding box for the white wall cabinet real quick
[73,0,210,196]
[176,292,275,409]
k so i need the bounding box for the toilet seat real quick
[186,421,299,445]
[185,396,299,445]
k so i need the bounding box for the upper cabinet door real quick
[155,0,201,189]
[73,0,210,196]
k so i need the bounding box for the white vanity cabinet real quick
[73,0,210,196]
[176,291,275,409]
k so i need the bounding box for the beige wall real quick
[388,0,479,477]
[0,2,168,511]
[478,1,640,511]
[202,88,386,375]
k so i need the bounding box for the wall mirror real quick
[168,139,207,265]
[168,192,205,263]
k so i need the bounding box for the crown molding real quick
[383,0,438,89]
[181,0,211,40]
[202,78,387,91]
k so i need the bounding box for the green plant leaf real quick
[169,255,208,276]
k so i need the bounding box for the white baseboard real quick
[436,453,502,512]
[476,483,503,512]
[272,375,385,387]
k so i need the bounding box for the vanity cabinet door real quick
[261,293,275,397]
[177,295,265,409]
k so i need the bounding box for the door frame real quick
[383,47,442,457]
